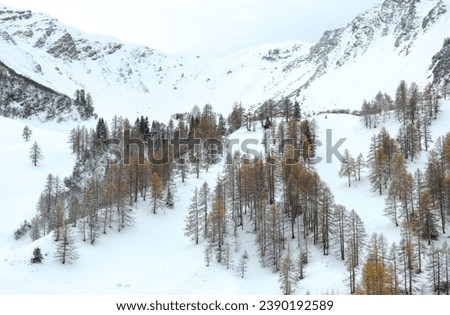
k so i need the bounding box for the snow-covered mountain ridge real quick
[2,0,450,297]
[0,0,449,121]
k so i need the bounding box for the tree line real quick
[184,109,371,294]
[340,79,450,294]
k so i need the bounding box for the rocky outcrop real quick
[422,0,447,29]
[47,32,79,60]
[281,0,448,99]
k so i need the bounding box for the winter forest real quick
[2,0,450,296]
[11,77,450,295]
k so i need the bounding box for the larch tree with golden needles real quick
[207,197,226,263]
[150,172,164,214]
[359,233,398,295]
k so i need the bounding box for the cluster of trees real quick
[73,89,95,120]
[0,62,95,121]
[184,108,372,294]
[257,98,301,126]
[359,232,450,295]
[365,124,450,248]
[362,83,437,159]
[361,81,440,134]
[335,79,450,294]
[338,149,367,187]
[24,103,230,263]
[356,81,450,294]
[18,90,449,293]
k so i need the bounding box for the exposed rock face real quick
[281,0,448,99]
[0,30,16,44]
[422,0,447,29]
[47,32,79,60]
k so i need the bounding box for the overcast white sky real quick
[1,0,384,57]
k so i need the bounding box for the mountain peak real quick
[0,1,449,121]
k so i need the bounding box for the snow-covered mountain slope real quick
[1,0,449,122]
[289,0,450,112]
[0,6,310,121]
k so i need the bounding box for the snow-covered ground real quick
[1,0,450,296]
[0,116,281,294]
[1,99,448,294]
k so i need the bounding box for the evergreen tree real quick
[14,220,31,240]
[283,97,292,122]
[164,176,177,209]
[30,247,44,264]
[228,103,244,132]
[218,114,227,135]
[293,101,301,120]
[95,117,109,142]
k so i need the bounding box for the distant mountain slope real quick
[0,0,449,121]
[283,0,449,112]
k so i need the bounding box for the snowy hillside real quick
[1,99,449,294]
[1,0,449,121]
[0,6,310,121]
[1,0,450,297]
